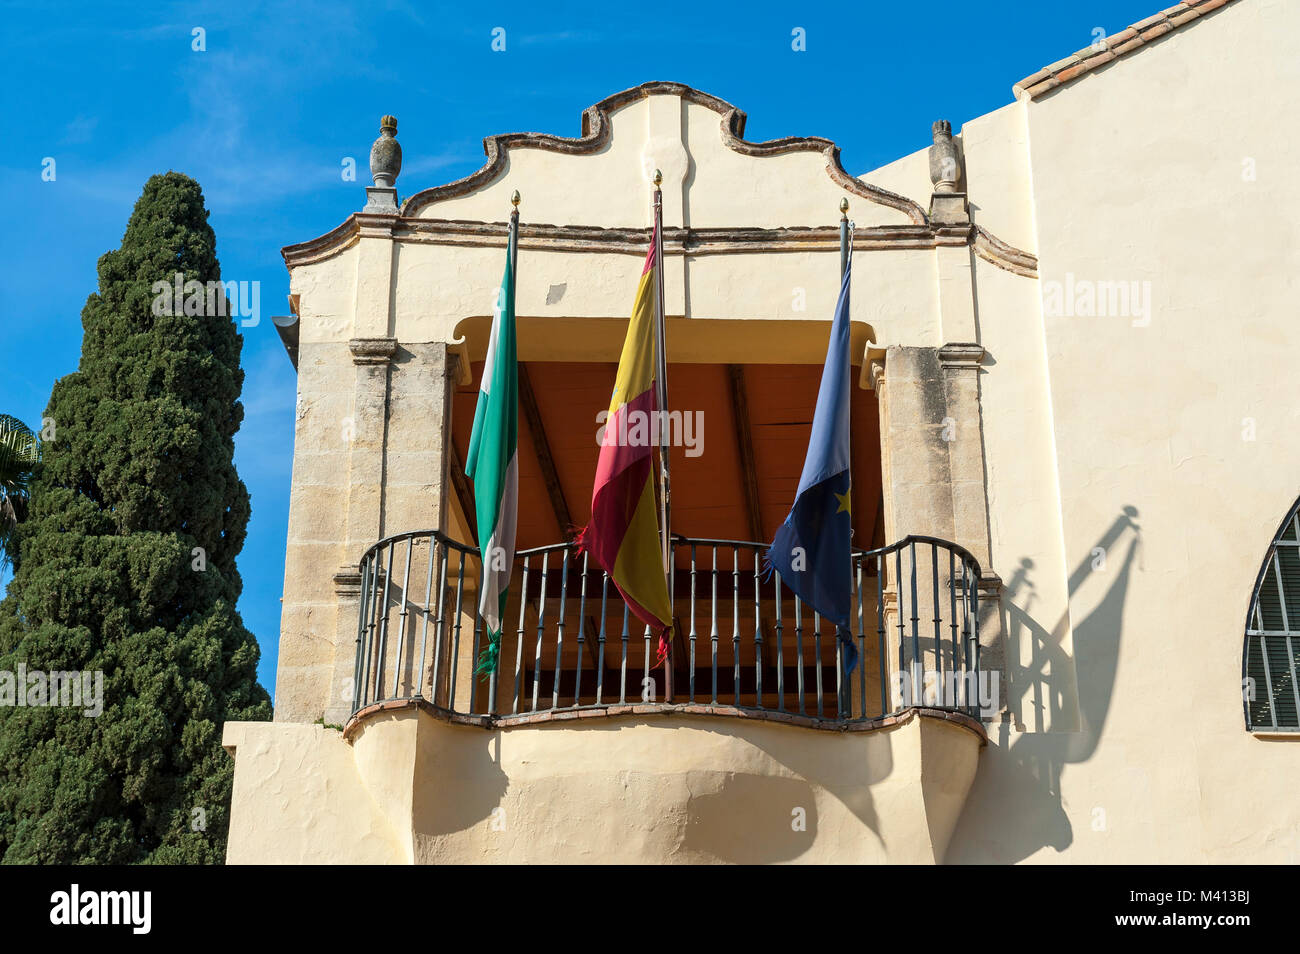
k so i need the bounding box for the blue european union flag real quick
[765,255,857,672]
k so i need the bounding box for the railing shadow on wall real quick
[349,529,990,729]
[945,505,1143,863]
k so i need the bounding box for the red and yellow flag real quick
[576,230,672,654]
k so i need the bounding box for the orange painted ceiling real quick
[452,361,882,552]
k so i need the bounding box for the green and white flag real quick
[466,223,519,676]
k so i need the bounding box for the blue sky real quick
[0,0,1165,699]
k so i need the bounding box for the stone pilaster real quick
[877,346,956,545]
[343,335,396,560]
[937,343,991,568]
[282,336,390,726]
[318,339,457,726]
[875,344,1006,719]
[379,342,453,540]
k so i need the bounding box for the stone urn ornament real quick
[370,115,402,189]
[928,119,959,193]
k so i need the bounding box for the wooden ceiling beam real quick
[726,364,765,545]
[518,361,574,540]
[449,437,477,541]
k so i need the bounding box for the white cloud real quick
[61,115,99,145]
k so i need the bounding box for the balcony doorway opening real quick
[441,357,890,716]
[450,359,885,555]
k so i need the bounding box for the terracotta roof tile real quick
[1141,20,1176,39]
[1018,67,1054,87]
[1131,11,1172,30]
[1109,36,1146,56]
[1023,78,1062,98]
[1077,45,1114,61]
[1012,0,1241,100]
[1054,63,1090,84]
[1044,54,1083,73]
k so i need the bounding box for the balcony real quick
[347,530,989,736]
[246,528,993,863]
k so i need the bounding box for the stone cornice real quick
[973,226,1037,278]
[397,220,959,256]
[356,213,399,238]
[284,217,1039,277]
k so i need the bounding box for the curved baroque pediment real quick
[402,81,927,230]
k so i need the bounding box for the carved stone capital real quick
[868,357,887,392]
[349,337,398,365]
[333,568,363,600]
[448,338,473,386]
[937,342,985,371]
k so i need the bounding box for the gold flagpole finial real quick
[653,169,663,188]
[839,197,849,219]
[511,189,521,208]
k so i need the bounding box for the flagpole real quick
[486,189,520,709]
[510,190,520,295]
[653,169,673,701]
[838,197,850,718]
[839,197,849,277]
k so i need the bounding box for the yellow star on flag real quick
[835,490,852,515]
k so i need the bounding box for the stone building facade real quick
[225,0,1300,863]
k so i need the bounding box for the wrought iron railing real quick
[350,530,987,725]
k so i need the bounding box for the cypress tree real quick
[0,172,272,864]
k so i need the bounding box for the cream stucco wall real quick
[948,0,1300,863]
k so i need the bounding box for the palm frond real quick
[0,414,40,497]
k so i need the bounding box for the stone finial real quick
[370,115,402,189]
[928,119,960,194]
[362,116,402,213]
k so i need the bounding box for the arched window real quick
[1244,500,1300,731]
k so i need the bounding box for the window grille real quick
[1244,505,1300,731]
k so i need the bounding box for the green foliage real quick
[0,173,272,864]
[0,415,41,570]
